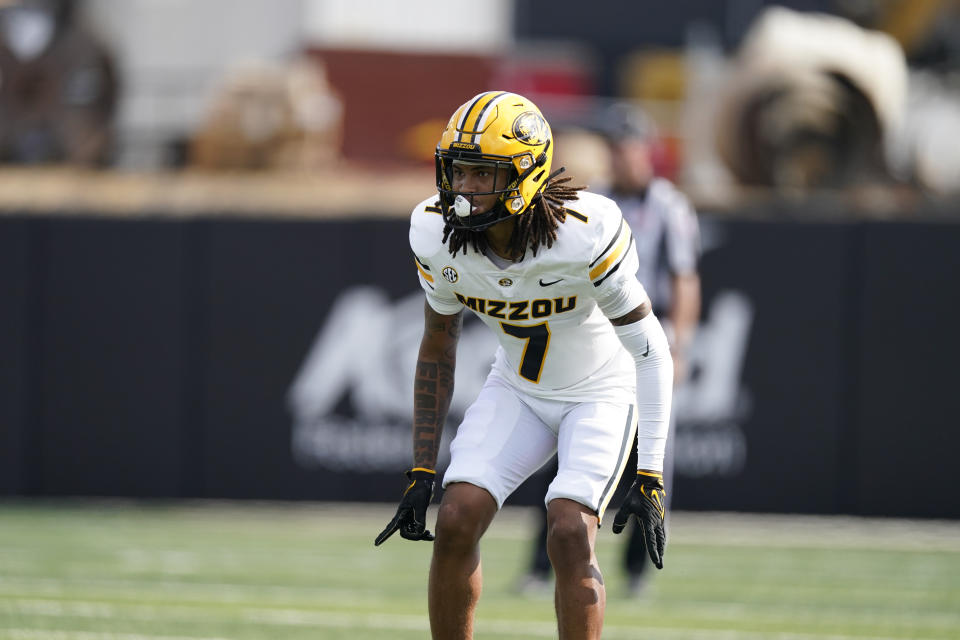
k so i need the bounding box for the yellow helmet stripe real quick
[455,92,492,141]
[455,93,486,134]
[469,92,513,143]
[456,91,509,143]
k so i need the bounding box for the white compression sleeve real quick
[614,313,673,471]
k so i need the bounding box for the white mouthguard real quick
[453,195,473,218]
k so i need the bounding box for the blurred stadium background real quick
[1,0,959,638]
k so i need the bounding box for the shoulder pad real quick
[409,197,446,258]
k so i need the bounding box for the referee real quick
[520,102,701,596]
[605,101,701,594]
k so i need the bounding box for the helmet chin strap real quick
[529,167,567,206]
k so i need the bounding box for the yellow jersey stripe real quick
[592,236,632,288]
[415,259,434,283]
[589,227,631,281]
[589,219,624,268]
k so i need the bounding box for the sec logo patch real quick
[442,266,459,283]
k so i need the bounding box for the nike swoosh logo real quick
[642,339,649,357]
[539,278,563,286]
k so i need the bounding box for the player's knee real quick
[434,500,486,551]
[545,511,591,565]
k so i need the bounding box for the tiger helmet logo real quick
[512,111,549,146]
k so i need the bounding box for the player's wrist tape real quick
[403,468,435,495]
[635,471,666,519]
[406,468,435,479]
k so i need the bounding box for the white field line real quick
[0,600,229,627]
[0,614,948,640]
[2,581,959,631]
[0,631,231,640]
[1,572,954,608]
[255,608,957,640]
[3,507,958,552]
[0,576,382,605]
[1,598,957,640]
[322,608,956,640]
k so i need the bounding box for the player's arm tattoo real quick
[413,302,462,469]
[610,299,652,326]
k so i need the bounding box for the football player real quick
[375,91,673,640]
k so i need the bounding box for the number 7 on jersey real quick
[500,321,551,383]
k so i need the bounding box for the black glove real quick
[612,470,666,569]
[374,468,436,545]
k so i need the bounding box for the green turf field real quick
[0,501,957,639]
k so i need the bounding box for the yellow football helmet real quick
[435,91,553,230]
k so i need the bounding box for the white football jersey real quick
[410,191,649,404]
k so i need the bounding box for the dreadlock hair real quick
[441,168,585,260]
